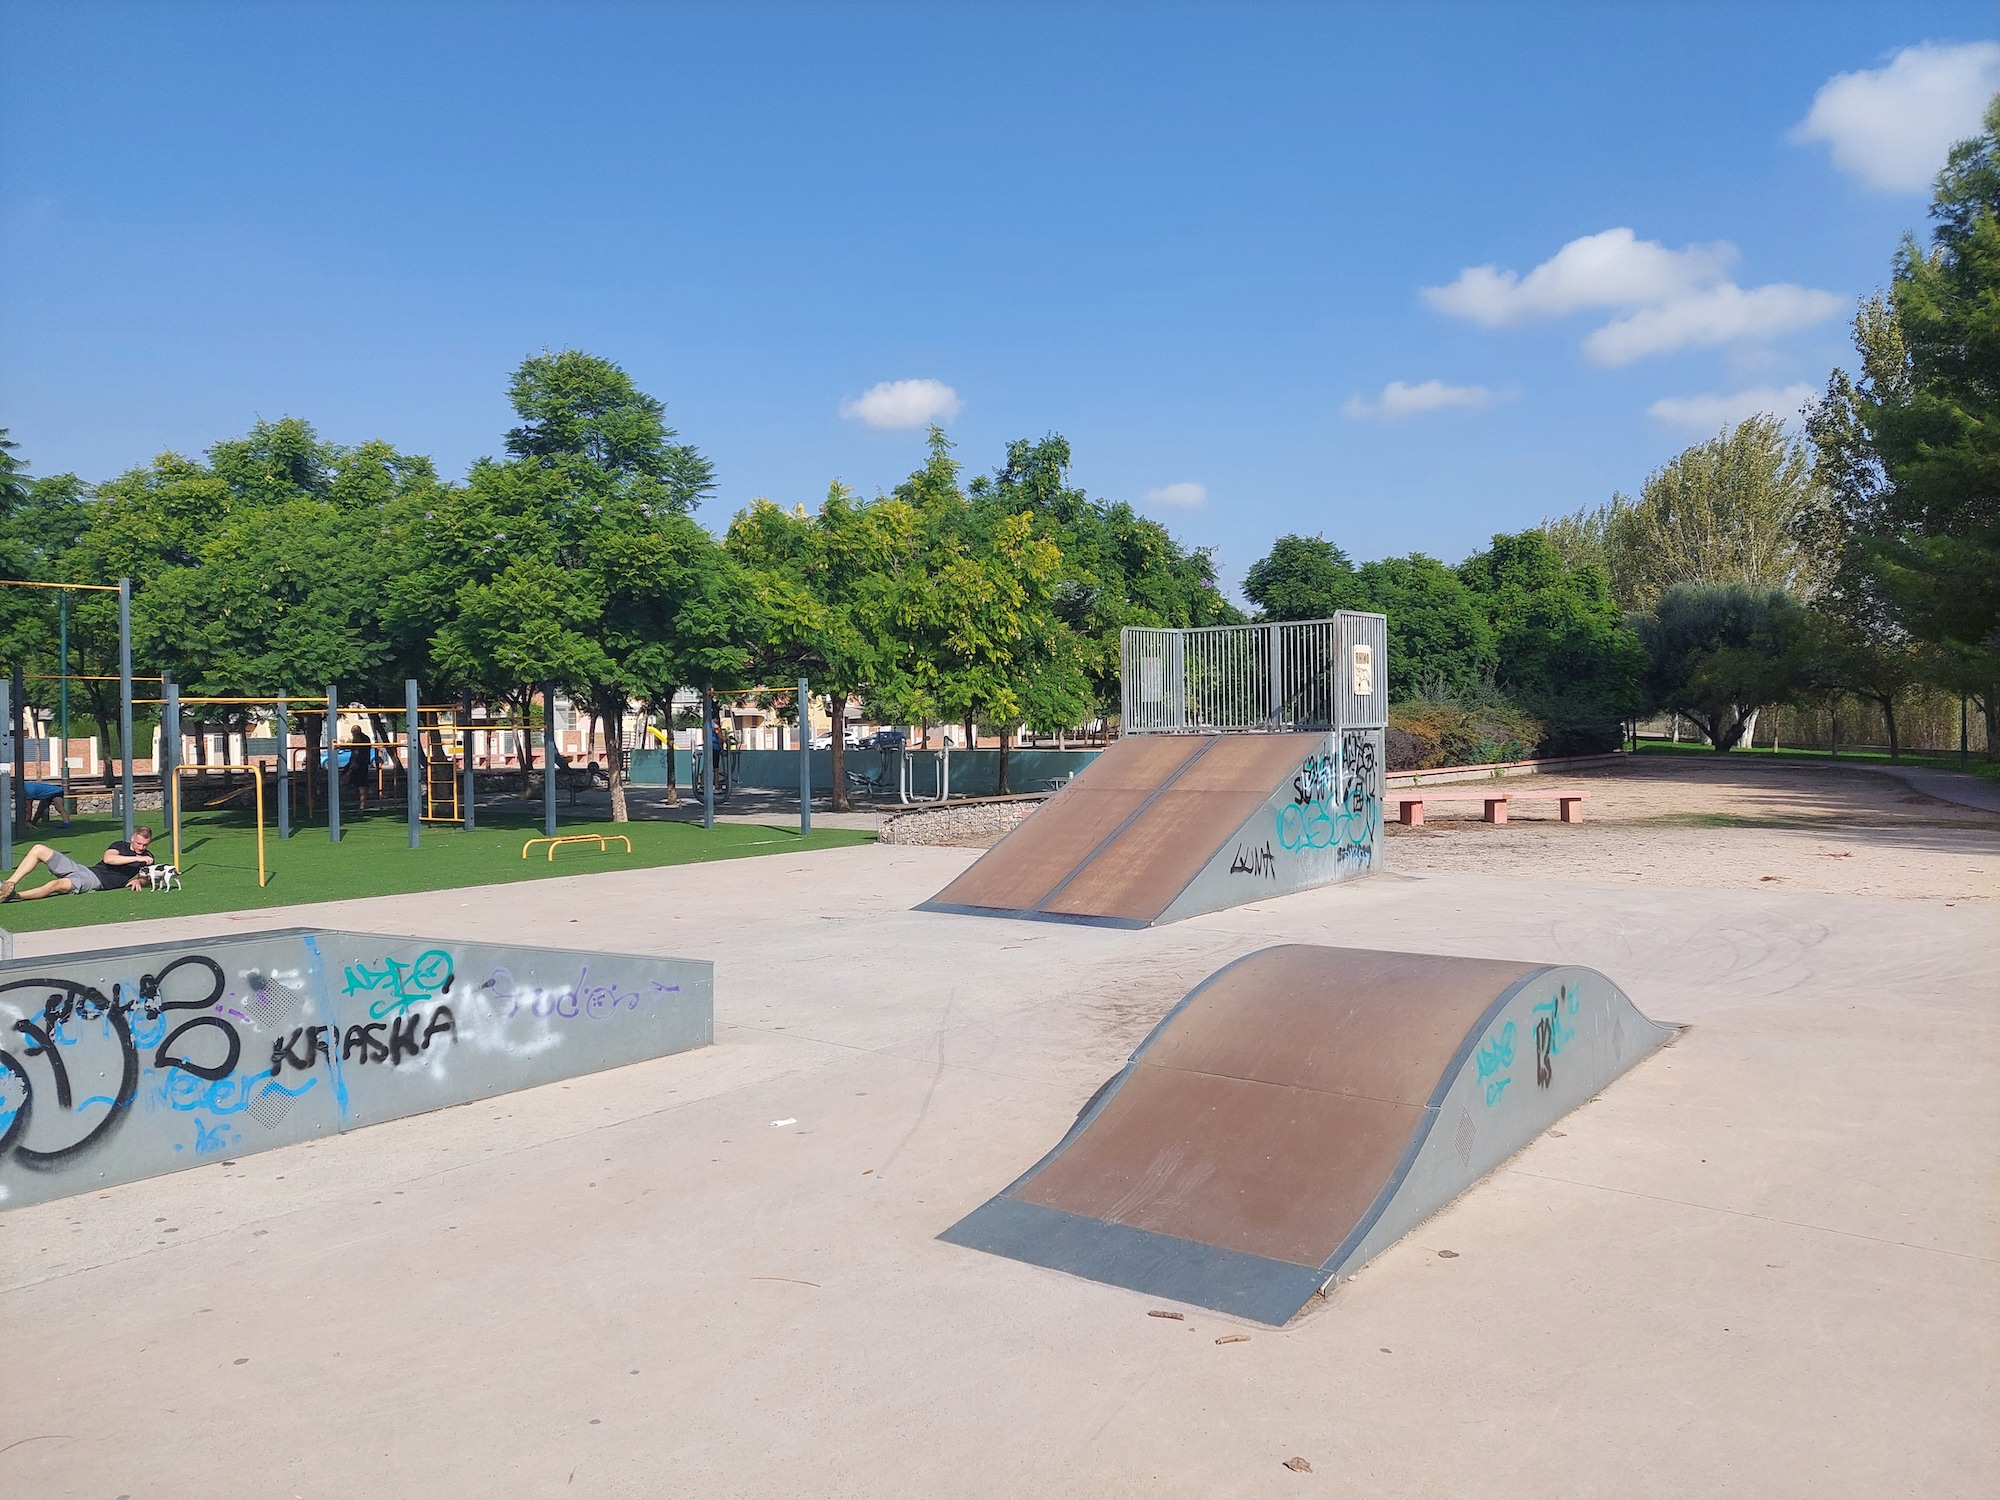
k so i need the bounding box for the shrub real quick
[1386,689,1544,769]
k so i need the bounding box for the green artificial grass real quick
[0,804,871,936]
[1633,739,2000,786]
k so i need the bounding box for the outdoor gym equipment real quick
[169,763,268,888]
[521,833,633,861]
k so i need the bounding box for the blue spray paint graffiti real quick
[1476,1020,1517,1106]
[1274,732,1381,865]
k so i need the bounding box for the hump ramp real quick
[939,944,1674,1324]
[919,731,1383,927]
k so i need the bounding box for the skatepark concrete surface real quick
[3,837,1995,1497]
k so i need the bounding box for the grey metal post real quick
[1267,622,1283,729]
[118,577,134,840]
[542,683,557,838]
[797,677,811,835]
[1962,696,1970,768]
[701,687,715,831]
[461,686,476,831]
[0,677,12,876]
[275,696,291,838]
[327,685,341,843]
[405,678,422,849]
[162,678,179,849]
[10,664,24,841]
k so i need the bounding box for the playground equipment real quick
[941,944,1676,1324]
[923,614,1388,927]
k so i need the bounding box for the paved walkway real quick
[1858,760,2000,814]
[2,845,1994,1497]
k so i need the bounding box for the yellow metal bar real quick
[0,578,122,592]
[255,766,266,887]
[521,833,632,861]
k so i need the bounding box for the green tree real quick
[1459,531,1645,753]
[1808,94,2000,753]
[968,433,1236,719]
[1242,535,1369,621]
[505,348,716,513]
[1637,583,1811,750]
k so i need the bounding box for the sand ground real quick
[1,756,1994,1498]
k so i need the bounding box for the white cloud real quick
[839,378,962,429]
[1423,228,1734,327]
[1792,41,2000,192]
[1583,283,1845,366]
[1143,481,1207,508]
[1342,379,1494,420]
[1647,383,1817,431]
[1426,227,1843,364]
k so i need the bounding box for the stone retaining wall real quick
[879,794,1046,846]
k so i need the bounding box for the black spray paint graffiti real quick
[268,1006,457,1076]
[1531,984,1579,1090]
[0,955,228,1173]
[1334,731,1381,868]
[1229,841,1277,879]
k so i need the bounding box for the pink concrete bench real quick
[1396,788,1587,826]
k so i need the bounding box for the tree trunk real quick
[998,726,1011,795]
[663,691,680,806]
[516,689,535,801]
[828,693,850,812]
[601,693,628,823]
[1881,695,1900,761]
[962,714,974,751]
[1982,695,1998,763]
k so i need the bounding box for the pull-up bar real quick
[0,579,123,592]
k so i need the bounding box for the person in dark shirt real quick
[0,826,155,900]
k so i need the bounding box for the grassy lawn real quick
[0,804,872,936]
[1633,738,2000,786]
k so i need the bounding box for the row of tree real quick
[1243,94,2000,762]
[0,353,1236,816]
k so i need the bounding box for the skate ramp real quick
[0,928,712,1211]
[939,945,1674,1324]
[919,730,1383,927]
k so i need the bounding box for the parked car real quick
[864,729,907,751]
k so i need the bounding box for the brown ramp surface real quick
[939,944,1674,1323]
[922,734,1325,926]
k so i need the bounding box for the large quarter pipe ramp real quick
[919,730,1384,927]
[940,944,1674,1324]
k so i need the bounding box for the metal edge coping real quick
[1311,962,1559,1286]
[1025,735,1225,915]
[937,1195,1328,1327]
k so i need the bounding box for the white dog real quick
[145,864,182,892]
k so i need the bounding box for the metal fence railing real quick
[1121,613,1387,734]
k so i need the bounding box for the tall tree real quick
[1637,583,1812,751]
[1459,531,1645,753]
[1808,94,2000,753]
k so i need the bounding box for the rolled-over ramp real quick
[940,945,1674,1324]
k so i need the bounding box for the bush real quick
[1387,690,1544,769]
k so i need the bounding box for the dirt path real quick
[1387,756,2000,902]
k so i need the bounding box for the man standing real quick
[0,826,156,900]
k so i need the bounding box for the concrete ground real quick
[2,767,1996,1498]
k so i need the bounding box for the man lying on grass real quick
[0,826,156,900]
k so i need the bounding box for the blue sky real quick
[3,3,1996,597]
